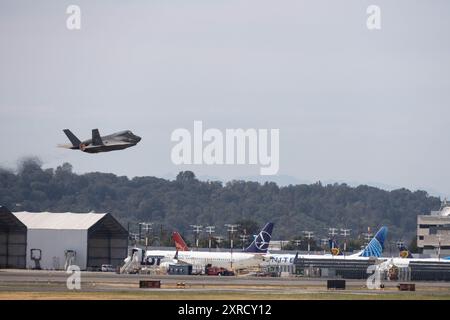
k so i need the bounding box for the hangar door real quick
[0,206,27,268]
[87,214,128,269]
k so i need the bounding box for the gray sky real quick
[1,0,450,197]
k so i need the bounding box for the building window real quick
[419,236,424,240]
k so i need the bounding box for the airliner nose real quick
[135,135,142,142]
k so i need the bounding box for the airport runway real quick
[1,269,450,299]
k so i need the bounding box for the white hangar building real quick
[13,211,128,270]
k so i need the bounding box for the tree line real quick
[0,158,441,251]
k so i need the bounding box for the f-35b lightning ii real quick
[60,129,141,153]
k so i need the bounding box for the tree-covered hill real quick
[0,158,441,244]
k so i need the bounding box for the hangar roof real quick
[13,212,107,230]
[0,206,27,232]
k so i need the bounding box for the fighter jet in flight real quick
[59,129,141,153]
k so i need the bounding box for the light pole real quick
[205,226,215,251]
[225,224,239,269]
[190,225,203,250]
[303,231,314,254]
[340,228,351,253]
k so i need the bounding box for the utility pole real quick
[138,223,142,245]
[214,236,224,249]
[225,224,239,269]
[159,224,164,246]
[294,239,302,249]
[328,227,339,238]
[205,226,216,251]
[437,234,442,261]
[129,233,139,246]
[362,227,373,245]
[303,231,314,254]
[396,240,405,248]
[395,240,405,258]
[190,225,203,250]
[340,228,351,253]
[327,227,339,254]
[240,233,249,250]
[320,238,328,254]
[139,222,153,252]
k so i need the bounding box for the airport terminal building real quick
[0,206,128,270]
[417,200,450,257]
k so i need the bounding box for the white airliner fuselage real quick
[146,249,264,270]
[265,253,450,267]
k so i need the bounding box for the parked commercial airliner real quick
[143,222,274,270]
[266,226,389,265]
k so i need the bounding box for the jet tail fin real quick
[293,252,299,264]
[359,226,388,257]
[172,232,189,251]
[244,222,274,253]
[92,129,103,145]
[63,129,81,147]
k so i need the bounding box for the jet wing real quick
[92,129,104,145]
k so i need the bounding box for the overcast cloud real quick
[1,0,450,197]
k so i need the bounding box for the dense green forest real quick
[0,158,441,249]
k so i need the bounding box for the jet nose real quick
[135,135,142,143]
